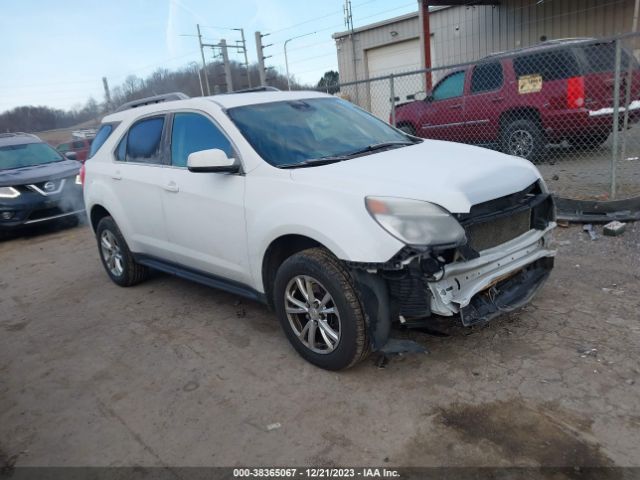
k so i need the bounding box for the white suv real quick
[83,89,556,370]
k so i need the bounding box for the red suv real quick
[394,39,640,160]
[56,138,93,162]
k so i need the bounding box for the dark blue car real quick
[0,133,84,236]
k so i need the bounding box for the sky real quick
[0,0,418,113]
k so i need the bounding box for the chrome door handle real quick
[450,104,463,110]
[163,182,179,193]
[111,172,122,180]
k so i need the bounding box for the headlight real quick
[0,187,20,199]
[365,196,466,246]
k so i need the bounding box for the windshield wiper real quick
[345,140,417,156]
[277,156,349,169]
[276,141,417,169]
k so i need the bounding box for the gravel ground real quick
[1,222,639,470]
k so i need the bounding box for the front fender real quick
[245,180,404,292]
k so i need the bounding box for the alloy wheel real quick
[284,275,341,354]
[100,229,124,277]
[508,129,535,157]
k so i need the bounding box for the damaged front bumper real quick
[428,223,556,325]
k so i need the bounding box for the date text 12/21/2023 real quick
[232,468,401,478]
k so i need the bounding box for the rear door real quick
[161,111,250,285]
[463,61,506,143]
[110,115,171,258]
[418,70,467,141]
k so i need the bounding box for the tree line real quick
[0,59,340,134]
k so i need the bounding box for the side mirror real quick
[413,91,428,101]
[187,149,240,173]
[65,151,77,160]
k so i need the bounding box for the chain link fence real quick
[320,32,640,202]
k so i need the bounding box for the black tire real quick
[273,248,369,370]
[397,123,416,136]
[571,132,609,150]
[95,216,149,287]
[501,119,545,161]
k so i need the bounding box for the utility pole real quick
[344,0,359,103]
[235,28,252,88]
[197,24,211,95]
[255,31,272,86]
[102,77,112,110]
[220,39,234,92]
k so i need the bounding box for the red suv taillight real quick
[567,76,585,109]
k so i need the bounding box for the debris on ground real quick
[602,287,625,296]
[603,220,626,237]
[376,355,390,369]
[577,346,598,358]
[266,422,282,431]
[557,219,570,228]
[582,224,598,241]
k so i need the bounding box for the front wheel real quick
[96,216,149,287]
[501,119,545,161]
[273,248,369,370]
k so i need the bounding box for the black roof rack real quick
[484,37,598,60]
[0,132,39,139]
[115,92,189,112]
[222,86,280,94]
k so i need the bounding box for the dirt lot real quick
[1,222,639,469]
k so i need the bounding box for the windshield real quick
[227,97,413,167]
[0,142,65,170]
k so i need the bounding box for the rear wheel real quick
[96,216,149,287]
[501,119,545,161]
[273,248,369,370]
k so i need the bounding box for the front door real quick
[419,71,467,141]
[161,111,250,285]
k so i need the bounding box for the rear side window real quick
[121,117,165,163]
[432,71,465,101]
[89,123,116,159]
[471,62,504,93]
[170,113,233,167]
[514,50,581,80]
[578,43,633,73]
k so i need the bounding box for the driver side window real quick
[432,71,465,101]
[170,112,233,167]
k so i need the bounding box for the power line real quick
[266,0,381,36]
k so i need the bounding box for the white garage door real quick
[366,39,423,120]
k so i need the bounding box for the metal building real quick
[333,0,637,116]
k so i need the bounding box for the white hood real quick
[290,140,541,213]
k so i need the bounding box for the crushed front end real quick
[350,181,556,351]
